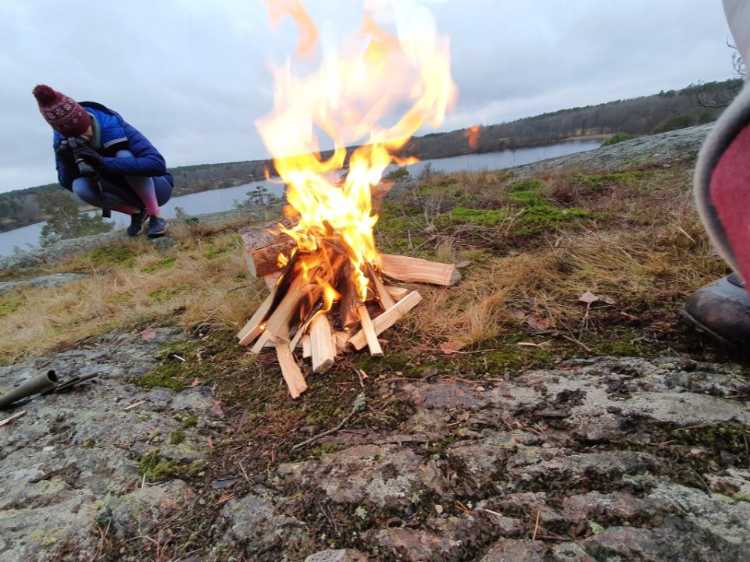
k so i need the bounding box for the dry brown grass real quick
[0,221,267,362]
[410,163,728,349]
[0,160,729,363]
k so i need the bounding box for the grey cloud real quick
[0,0,734,192]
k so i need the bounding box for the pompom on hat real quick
[32,84,91,137]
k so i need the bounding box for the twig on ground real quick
[476,507,505,519]
[532,510,541,540]
[561,333,593,353]
[0,410,27,427]
[124,400,146,411]
[292,393,366,451]
[354,368,368,388]
[238,460,251,484]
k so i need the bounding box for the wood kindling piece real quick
[309,314,336,373]
[264,272,282,290]
[264,275,312,342]
[381,254,461,286]
[369,265,395,309]
[289,300,324,352]
[385,285,409,301]
[338,266,361,329]
[274,342,308,399]
[237,287,277,346]
[302,335,312,359]
[350,291,423,351]
[250,329,274,355]
[356,304,383,356]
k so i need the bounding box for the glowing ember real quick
[257,0,457,301]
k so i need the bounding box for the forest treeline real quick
[0,78,740,233]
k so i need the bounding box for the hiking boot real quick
[127,212,146,237]
[147,216,167,239]
[683,274,750,348]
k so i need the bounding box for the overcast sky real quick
[0,0,735,193]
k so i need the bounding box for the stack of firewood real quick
[236,224,460,398]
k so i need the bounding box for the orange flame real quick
[466,125,481,150]
[264,0,319,58]
[258,0,457,301]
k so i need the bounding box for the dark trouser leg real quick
[72,177,140,215]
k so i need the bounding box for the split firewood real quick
[274,342,307,398]
[241,225,295,278]
[237,288,277,346]
[356,304,383,356]
[385,285,409,300]
[310,314,336,373]
[380,254,460,286]
[264,272,281,290]
[302,335,312,358]
[350,291,423,350]
[289,301,323,351]
[370,267,395,309]
[245,229,460,288]
[334,331,350,354]
[338,268,362,329]
[250,330,274,354]
[264,276,310,342]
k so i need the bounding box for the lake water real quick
[0,139,599,257]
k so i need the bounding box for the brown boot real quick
[683,274,750,348]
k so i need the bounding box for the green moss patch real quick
[447,207,511,227]
[86,244,137,269]
[573,170,645,191]
[138,450,180,481]
[135,341,202,391]
[516,205,590,235]
[0,294,23,318]
[603,133,635,146]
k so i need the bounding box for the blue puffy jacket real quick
[52,102,174,191]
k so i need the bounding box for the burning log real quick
[237,226,456,397]
[237,0,459,398]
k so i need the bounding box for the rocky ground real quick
[0,329,224,561]
[1,329,749,561]
[516,124,712,175]
[2,125,750,561]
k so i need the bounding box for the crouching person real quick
[32,84,173,238]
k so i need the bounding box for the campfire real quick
[237,0,458,398]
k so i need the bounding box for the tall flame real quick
[258,0,456,301]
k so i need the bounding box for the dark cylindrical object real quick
[0,370,58,409]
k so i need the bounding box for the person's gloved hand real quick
[71,143,104,171]
[55,139,76,168]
